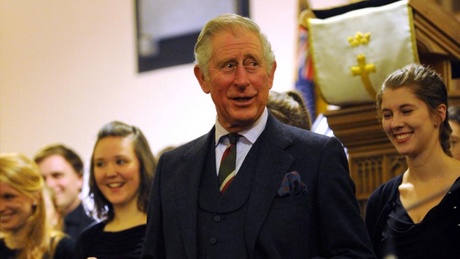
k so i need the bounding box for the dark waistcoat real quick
[197,139,261,259]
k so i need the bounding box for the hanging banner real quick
[308,0,418,105]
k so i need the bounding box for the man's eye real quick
[223,62,236,70]
[244,60,259,70]
[51,173,63,179]
[248,61,258,67]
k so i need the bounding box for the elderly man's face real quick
[195,29,276,132]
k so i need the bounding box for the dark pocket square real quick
[277,171,308,197]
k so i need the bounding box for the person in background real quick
[43,186,64,231]
[0,153,75,258]
[448,105,460,160]
[141,14,375,258]
[34,144,95,240]
[267,89,312,130]
[75,121,156,259]
[155,145,177,164]
[365,63,460,258]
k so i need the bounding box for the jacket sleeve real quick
[141,156,166,259]
[365,185,384,246]
[315,136,376,258]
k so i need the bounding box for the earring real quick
[434,122,438,128]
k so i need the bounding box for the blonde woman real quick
[0,153,75,259]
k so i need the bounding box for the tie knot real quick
[228,133,239,145]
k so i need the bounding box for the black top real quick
[0,236,75,259]
[75,221,146,259]
[366,175,460,259]
[64,203,95,241]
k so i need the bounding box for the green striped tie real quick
[218,133,239,192]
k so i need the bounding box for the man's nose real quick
[234,65,250,87]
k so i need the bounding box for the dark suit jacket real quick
[142,114,375,258]
[64,203,95,240]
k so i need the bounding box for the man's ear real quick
[194,65,210,94]
[268,61,277,90]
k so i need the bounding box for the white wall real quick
[0,0,298,161]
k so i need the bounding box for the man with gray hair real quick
[142,14,374,258]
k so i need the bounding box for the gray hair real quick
[194,14,275,78]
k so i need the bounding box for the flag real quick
[295,25,317,120]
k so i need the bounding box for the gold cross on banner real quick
[351,54,377,99]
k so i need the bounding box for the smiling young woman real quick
[366,63,460,259]
[74,121,156,259]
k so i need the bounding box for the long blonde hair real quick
[0,153,66,259]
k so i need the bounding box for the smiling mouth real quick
[107,183,124,188]
[234,97,252,102]
[0,214,12,221]
[395,133,412,140]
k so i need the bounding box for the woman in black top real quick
[365,63,460,258]
[75,121,156,259]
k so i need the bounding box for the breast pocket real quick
[270,193,309,210]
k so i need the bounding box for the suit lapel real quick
[175,129,215,259]
[245,116,295,256]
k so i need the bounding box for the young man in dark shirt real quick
[34,144,95,240]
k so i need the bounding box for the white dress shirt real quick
[214,108,268,176]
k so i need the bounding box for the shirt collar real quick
[215,107,268,146]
